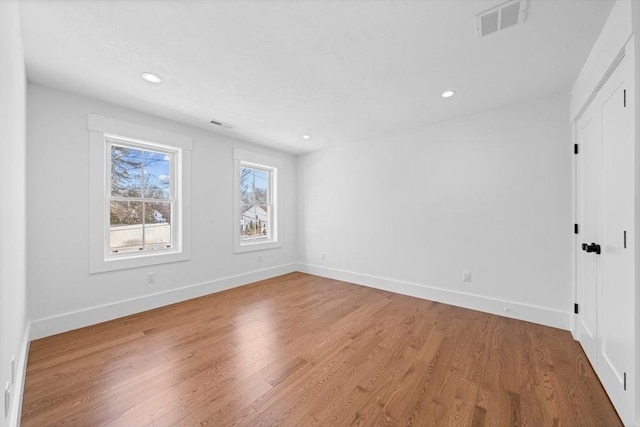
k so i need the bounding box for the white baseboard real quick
[28,261,571,340]
[296,263,571,331]
[30,263,298,340]
[8,321,30,427]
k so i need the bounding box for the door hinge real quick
[623,89,626,107]
[623,372,626,390]
[574,144,579,154]
[574,303,579,314]
[574,224,579,234]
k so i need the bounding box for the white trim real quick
[570,0,633,121]
[29,263,298,340]
[88,114,192,150]
[296,263,571,331]
[632,30,640,427]
[232,148,283,168]
[88,115,192,273]
[573,49,626,123]
[9,322,30,427]
[570,118,578,340]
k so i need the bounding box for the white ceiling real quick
[18,0,614,154]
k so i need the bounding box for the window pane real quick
[240,204,269,241]
[144,201,172,249]
[143,151,171,199]
[111,146,142,197]
[240,167,269,206]
[110,201,143,253]
[240,166,271,242]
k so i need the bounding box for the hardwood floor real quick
[22,272,622,426]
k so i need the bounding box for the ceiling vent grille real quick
[476,0,528,38]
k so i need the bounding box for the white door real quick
[575,100,600,367]
[575,54,635,423]
[598,55,634,418]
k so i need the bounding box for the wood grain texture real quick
[21,272,622,426]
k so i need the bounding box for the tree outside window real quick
[108,142,174,254]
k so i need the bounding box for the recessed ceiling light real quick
[142,72,162,84]
[302,135,311,139]
[442,90,455,98]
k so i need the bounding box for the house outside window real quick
[240,165,271,241]
[233,149,282,253]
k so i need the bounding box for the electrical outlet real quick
[463,271,472,283]
[146,272,155,284]
[10,355,15,385]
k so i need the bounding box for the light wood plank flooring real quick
[22,272,622,426]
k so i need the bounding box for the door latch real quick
[581,242,601,255]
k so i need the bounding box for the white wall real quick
[26,84,298,338]
[298,93,573,329]
[0,0,28,425]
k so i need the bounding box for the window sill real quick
[90,249,190,274]
[234,240,282,254]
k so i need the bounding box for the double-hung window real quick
[89,114,192,273]
[233,149,282,252]
[107,138,176,255]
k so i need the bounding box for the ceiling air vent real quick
[476,0,528,38]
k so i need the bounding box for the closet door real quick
[575,53,634,422]
[598,54,634,417]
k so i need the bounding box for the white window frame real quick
[233,148,283,253]
[88,114,192,273]
[105,137,178,258]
